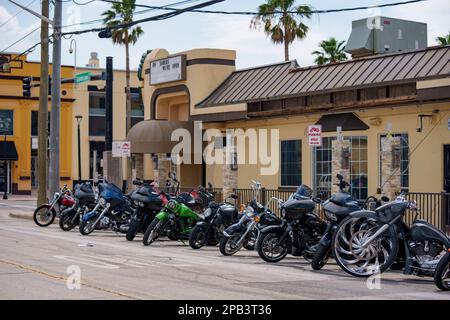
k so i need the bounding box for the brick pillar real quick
[380,136,401,200]
[152,154,171,189]
[222,145,238,200]
[331,140,351,194]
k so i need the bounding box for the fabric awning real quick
[0,141,18,160]
[127,120,196,154]
[315,113,369,132]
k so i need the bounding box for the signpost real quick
[307,125,322,147]
[112,141,131,158]
[75,71,92,84]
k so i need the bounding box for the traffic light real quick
[48,75,52,95]
[22,77,32,97]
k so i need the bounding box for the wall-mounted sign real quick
[112,141,131,157]
[307,125,322,147]
[150,55,186,85]
[32,137,38,150]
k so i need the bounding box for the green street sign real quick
[75,72,91,84]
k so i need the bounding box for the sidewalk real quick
[3,195,37,201]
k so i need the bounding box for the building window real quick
[89,92,106,116]
[89,116,105,136]
[314,136,368,200]
[0,110,13,135]
[280,140,302,187]
[31,111,50,136]
[379,133,409,191]
[90,141,105,179]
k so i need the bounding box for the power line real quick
[95,0,427,15]
[0,26,40,54]
[0,0,38,29]
[61,0,203,29]
[61,0,225,36]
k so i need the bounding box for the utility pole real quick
[105,57,113,151]
[37,0,49,206]
[48,0,63,195]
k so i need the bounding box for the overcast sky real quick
[1,0,449,70]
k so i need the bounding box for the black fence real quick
[232,188,450,234]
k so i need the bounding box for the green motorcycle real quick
[142,196,206,246]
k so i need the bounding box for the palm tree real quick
[251,0,312,61]
[103,0,143,134]
[312,37,348,65]
[436,32,450,45]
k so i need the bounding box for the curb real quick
[8,212,59,221]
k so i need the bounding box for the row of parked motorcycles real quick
[33,173,450,292]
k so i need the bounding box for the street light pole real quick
[69,39,77,74]
[2,131,7,200]
[75,115,83,183]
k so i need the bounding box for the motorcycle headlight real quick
[54,192,60,199]
[167,200,178,211]
[99,197,107,206]
[245,207,254,218]
[204,208,212,218]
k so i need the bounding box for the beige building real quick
[128,46,450,230]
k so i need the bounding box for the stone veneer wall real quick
[331,140,351,194]
[380,136,401,200]
[222,145,238,200]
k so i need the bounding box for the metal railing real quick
[404,192,450,234]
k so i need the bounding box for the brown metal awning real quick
[315,113,369,132]
[127,120,195,154]
[0,141,18,160]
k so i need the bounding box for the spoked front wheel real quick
[332,215,398,277]
[143,218,166,246]
[33,205,56,227]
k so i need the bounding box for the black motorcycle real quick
[126,179,167,241]
[310,174,387,270]
[189,193,239,249]
[219,197,280,256]
[434,251,450,291]
[332,193,450,277]
[256,184,325,263]
[59,182,97,231]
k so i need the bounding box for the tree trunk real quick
[125,37,132,193]
[37,0,49,206]
[125,38,131,134]
[283,21,289,62]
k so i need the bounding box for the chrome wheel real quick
[260,233,288,261]
[438,263,450,290]
[333,216,397,277]
[224,234,243,255]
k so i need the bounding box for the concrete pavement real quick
[0,206,449,300]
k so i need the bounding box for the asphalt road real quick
[0,205,449,300]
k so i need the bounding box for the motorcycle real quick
[434,250,450,291]
[310,174,387,270]
[189,192,239,249]
[219,181,281,256]
[332,193,450,278]
[256,184,325,263]
[33,184,75,227]
[59,182,97,231]
[142,180,214,246]
[79,182,135,235]
[126,179,169,241]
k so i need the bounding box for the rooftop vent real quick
[345,16,427,58]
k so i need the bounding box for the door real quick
[31,156,38,188]
[0,161,10,193]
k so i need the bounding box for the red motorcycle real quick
[33,185,75,227]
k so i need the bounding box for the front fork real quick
[235,221,256,246]
[90,203,110,230]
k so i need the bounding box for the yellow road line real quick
[0,259,139,300]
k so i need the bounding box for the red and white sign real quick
[307,125,322,147]
[112,141,131,157]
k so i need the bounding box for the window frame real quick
[280,139,302,187]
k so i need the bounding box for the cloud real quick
[0,5,41,53]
